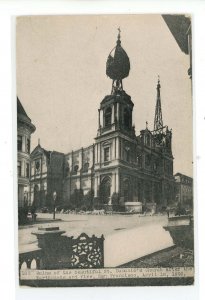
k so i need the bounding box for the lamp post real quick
[53,191,57,220]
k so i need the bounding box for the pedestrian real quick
[166,207,170,218]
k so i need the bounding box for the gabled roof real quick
[31,144,51,159]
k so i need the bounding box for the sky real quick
[16,14,192,177]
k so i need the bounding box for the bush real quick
[111,192,120,206]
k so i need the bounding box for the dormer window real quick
[104,107,112,127]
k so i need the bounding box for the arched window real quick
[100,176,111,204]
[83,162,89,173]
[125,146,130,162]
[124,108,130,129]
[73,165,79,174]
[104,107,112,127]
[146,134,151,147]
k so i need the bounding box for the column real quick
[151,181,155,202]
[142,179,145,204]
[116,137,119,159]
[23,135,26,153]
[98,109,101,128]
[114,102,117,127]
[111,104,114,124]
[22,160,25,177]
[95,144,98,164]
[78,149,83,171]
[71,151,73,172]
[111,174,115,202]
[111,140,115,161]
[161,180,165,206]
[94,175,98,197]
[99,143,101,165]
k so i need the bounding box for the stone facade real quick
[30,87,175,210]
[30,145,64,209]
[29,32,176,210]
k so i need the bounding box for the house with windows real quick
[29,31,175,211]
[17,97,35,207]
[174,173,193,206]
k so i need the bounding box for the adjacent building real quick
[162,14,192,79]
[30,144,64,209]
[17,97,35,207]
[30,31,175,211]
[174,173,193,206]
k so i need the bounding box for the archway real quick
[100,177,111,204]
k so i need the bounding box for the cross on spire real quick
[117,27,121,40]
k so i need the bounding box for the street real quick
[19,213,173,267]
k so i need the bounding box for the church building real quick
[30,30,175,211]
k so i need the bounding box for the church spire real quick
[106,28,130,94]
[154,76,163,133]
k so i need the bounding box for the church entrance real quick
[100,177,111,204]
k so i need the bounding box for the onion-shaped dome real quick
[106,31,130,81]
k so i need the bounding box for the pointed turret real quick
[154,76,163,133]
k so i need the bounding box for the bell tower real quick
[94,29,135,202]
[97,28,135,138]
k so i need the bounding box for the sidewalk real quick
[104,224,174,267]
[19,217,62,230]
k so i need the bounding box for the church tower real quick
[92,30,175,211]
[97,28,135,138]
[94,29,136,207]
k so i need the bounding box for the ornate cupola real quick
[106,28,130,94]
[97,29,135,138]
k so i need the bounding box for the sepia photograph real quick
[16,14,194,287]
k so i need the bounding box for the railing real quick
[19,248,42,270]
[19,230,104,271]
